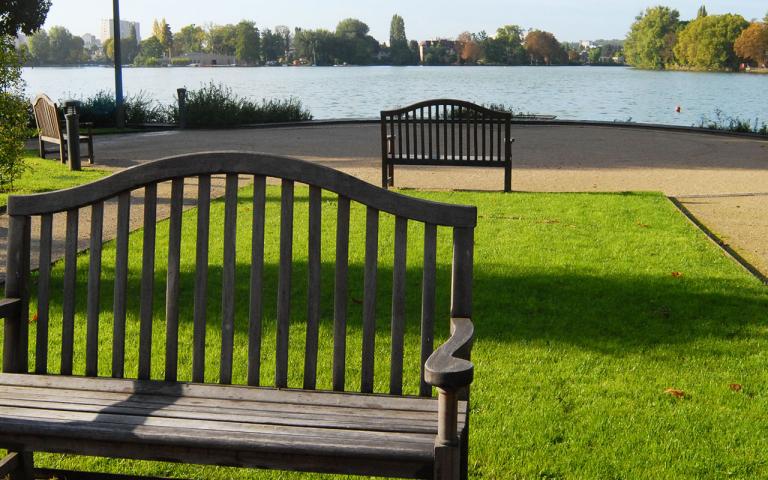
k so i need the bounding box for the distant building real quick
[100,19,141,44]
[82,33,101,50]
[180,52,236,67]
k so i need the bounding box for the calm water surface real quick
[21,66,768,126]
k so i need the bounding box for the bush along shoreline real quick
[32,82,313,129]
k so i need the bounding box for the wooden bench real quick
[381,99,514,192]
[0,152,477,480]
[31,94,95,164]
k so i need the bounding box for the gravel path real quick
[4,123,767,282]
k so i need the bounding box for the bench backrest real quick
[31,94,62,140]
[381,99,512,165]
[3,152,475,397]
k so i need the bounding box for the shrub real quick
[181,82,312,127]
[0,37,29,190]
[697,109,768,136]
[72,90,172,127]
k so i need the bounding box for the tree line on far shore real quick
[16,14,623,68]
[625,6,768,71]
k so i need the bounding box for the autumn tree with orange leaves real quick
[524,30,567,65]
[734,22,768,67]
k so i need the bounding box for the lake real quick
[21,65,768,126]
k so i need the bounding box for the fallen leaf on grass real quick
[729,384,743,392]
[636,222,650,228]
[671,272,683,278]
[664,388,686,399]
[30,312,38,323]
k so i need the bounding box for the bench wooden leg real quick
[388,164,395,187]
[1,452,33,480]
[38,138,45,159]
[88,135,95,164]
[382,161,388,189]
[504,164,511,193]
[59,141,67,164]
[434,444,460,480]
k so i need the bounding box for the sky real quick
[40,0,768,43]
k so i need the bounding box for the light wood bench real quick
[0,152,477,480]
[31,93,95,164]
[381,99,513,192]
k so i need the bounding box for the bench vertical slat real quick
[397,114,403,160]
[419,223,437,397]
[85,201,104,377]
[442,105,448,162]
[61,208,78,375]
[481,113,487,161]
[466,109,472,161]
[428,106,434,160]
[192,175,211,383]
[474,113,479,161]
[303,185,322,390]
[489,117,495,161]
[388,115,395,162]
[138,183,158,380]
[4,215,31,374]
[35,214,53,374]
[419,107,425,161]
[275,179,294,388]
[220,174,239,385]
[165,178,184,382]
[248,175,266,386]
[404,112,410,160]
[112,192,130,378]
[390,216,408,395]
[360,206,379,393]
[505,118,512,192]
[458,106,464,160]
[333,195,351,392]
[450,105,456,159]
[497,121,502,164]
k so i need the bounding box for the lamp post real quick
[112,0,125,128]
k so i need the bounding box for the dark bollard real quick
[177,88,187,129]
[64,100,81,171]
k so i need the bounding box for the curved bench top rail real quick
[8,151,477,227]
[381,99,512,118]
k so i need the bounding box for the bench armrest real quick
[425,317,474,391]
[0,298,21,319]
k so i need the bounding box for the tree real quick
[139,36,164,58]
[697,5,708,19]
[234,20,260,65]
[334,18,378,64]
[457,31,483,64]
[1,0,51,36]
[26,27,50,64]
[293,28,337,65]
[483,25,525,65]
[48,26,84,64]
[207,24,237,56]
[524,30,567,65]
[624,6,680,69]
[175,24,205,54]
[588,46,602,64]
[103,25,139,65]
[734,22,768,66]
[152,18,173,58]
[674,14,748,70]
[389,14,415,65]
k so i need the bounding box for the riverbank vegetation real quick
[625,6,768,71]
[15,13,623,68]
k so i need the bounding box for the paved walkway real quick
[5,123,768,280]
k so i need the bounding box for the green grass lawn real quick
[1,187,767,479]
[0,155,110,207]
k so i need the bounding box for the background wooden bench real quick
[0,152,476,480]
[381,99,513,192]
[31,93,95,165]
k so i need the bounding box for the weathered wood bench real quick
[0,152,477,480]
[381,99,514,192]
[31,93,95,164]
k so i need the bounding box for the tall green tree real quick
[674,13,748,70]
[624,6,680,69]
[484,25,525,64]
[334,18,378,64]
[207,24,237,56]
[103,25,138,64]
[389,14,415,65]
[697,5,708,18]
[0,0,51,36]
[234,20,260,65]
[48,26,84,64]
[175,24,205,54]
[152,18,173,58]
[26,27,50,64]
[293,28,337,65]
